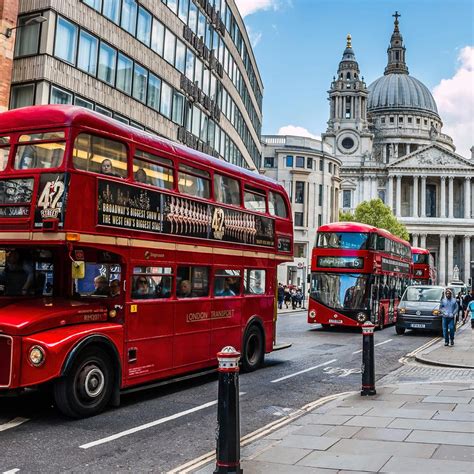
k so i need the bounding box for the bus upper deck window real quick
[14,132,66,170]
[73,133,127,178]
[178,164,210,199]
[244,187,266,213]
[214,173,240,206]
[0,136,10,171]
[133,150,174,189]
[268,191,288,218]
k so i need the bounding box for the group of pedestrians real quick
[277,283,304,310]
[440,288,474,347]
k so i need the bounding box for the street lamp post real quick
[1,15,47,39]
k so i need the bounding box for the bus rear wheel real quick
[53,347,114,418]
[241,325,264,372]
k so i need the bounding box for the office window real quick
[294,243,306,258]
[328,162,332,173]
[342,189,351,208]
[188,0,198,33]
[160,82,172,118]
[147,73,161,111]
[137,7,152,46]
[175,39,186,73]
[103,0,120,23]
[389,116,394,123]
[121,0,138,36]
[195,58,203,88]
[114,114,129,124]
[191,105,201,136]
[163,29,176,65]
[185,49,195,81]
[294,212,304,227]
[179,0,189,22]
[200,114,208,142]
[264,157,275,168]
[77,30,98,75]
[318,184,323,206]
[83,0,102,10]
[54,17,78,64]
[295,156,304,168]
[197,11,206,38]
[172,91,185,125]
[95,105,112,117]
[318,214,322,227]
[51,86,73,105]
[116,53,133,94]
[132,63,148,102]
[307,157,313,169]
[295,181,305,204]
[408,117,412,124]
[167,0,178,14]
[98,42,116,85]
[285,155,294,167]
[151,18,165,55]
[10,84,35,109]
[75,97,94,109]
[319,160,323,171]
[14,15,41,57]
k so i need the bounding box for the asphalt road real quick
[0,311,436,473]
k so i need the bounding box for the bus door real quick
[174,265,211,368]
[125,264,174,381]
[210,268,242,356]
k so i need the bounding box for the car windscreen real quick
[402,287,443,302]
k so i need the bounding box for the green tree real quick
[338,198,409,241]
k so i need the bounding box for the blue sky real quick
[237,0,474,157]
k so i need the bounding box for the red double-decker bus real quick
[412,247,437,285]
[0,105,293,417]
[308,222,412,329]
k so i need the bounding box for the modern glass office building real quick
[1,0,263,170]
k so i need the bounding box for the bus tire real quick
[395,326,405,335]
[241,325,264,372]
[53,347,114,418]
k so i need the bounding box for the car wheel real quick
[53,347,114,418]
[241,325,264,372]
[395,326,405,335]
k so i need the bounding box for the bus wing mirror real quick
[307,274,311,284]
[72,261,85,279]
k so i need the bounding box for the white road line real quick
[352,338,393,355]
[0,417,29,432]
[3,469,20,473]
[80,392,245,450]
[270,359,337,383]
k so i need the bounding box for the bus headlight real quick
[399,308,406,314]
[109,309,117,318]
[356,312,367,323]
[28,345,45,367]
[309,310,316,319]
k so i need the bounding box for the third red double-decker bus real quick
[412,247,437,285]
[0,105,293,418]
[308,222,412,329]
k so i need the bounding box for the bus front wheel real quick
[53,347,114,418]
[241,325,264,372]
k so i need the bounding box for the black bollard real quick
[361,321,376,396]
[214,346,242,474]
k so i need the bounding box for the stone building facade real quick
[260,135,341,287]
[1,0,263,170]
[325,15,474,286]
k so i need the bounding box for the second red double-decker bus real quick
[412,247,437,285]
[308,222,412,329]
[0,105,293,418]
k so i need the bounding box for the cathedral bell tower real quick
[323,35,373,163]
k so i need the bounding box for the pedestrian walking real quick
[440,288,458,346]
[283,286,291,309]
[462,289,474,324]
[277,283,284,310]
[467,295,474,329]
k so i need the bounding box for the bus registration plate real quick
[329,319,343,324]
[410,323,425,328]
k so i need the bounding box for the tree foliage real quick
[338,198,410,241]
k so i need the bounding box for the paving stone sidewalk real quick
[416,321,474,368]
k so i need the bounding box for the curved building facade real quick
[325,14,474,286]
[3,0,263,170]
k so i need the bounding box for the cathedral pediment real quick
[388,144,474,171]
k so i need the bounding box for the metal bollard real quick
[214,346,242,474]
[361,321,376,396]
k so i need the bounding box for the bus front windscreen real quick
[310,272,369,310]
[317,232,368,250]
[413,254,429,264]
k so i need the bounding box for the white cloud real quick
[278,125,321,140]
[246,25,262,48]
[433,46,474,158]
[235,0,279,17]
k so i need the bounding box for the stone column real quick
[420,175,427,218]
[464,177,471,218]
[364,176,371,201]
[412,233,419,247]
[439,234,446,286]
[464,235,471,284]
[448,176,454,218]
[387,176,394,210]
[420,233,427,249]
[406,143,411,154]
[447,234,455,282]
[396,176,402,217]
[371,176,377,200]
[440,176,446,218]
[412,176,419,218]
